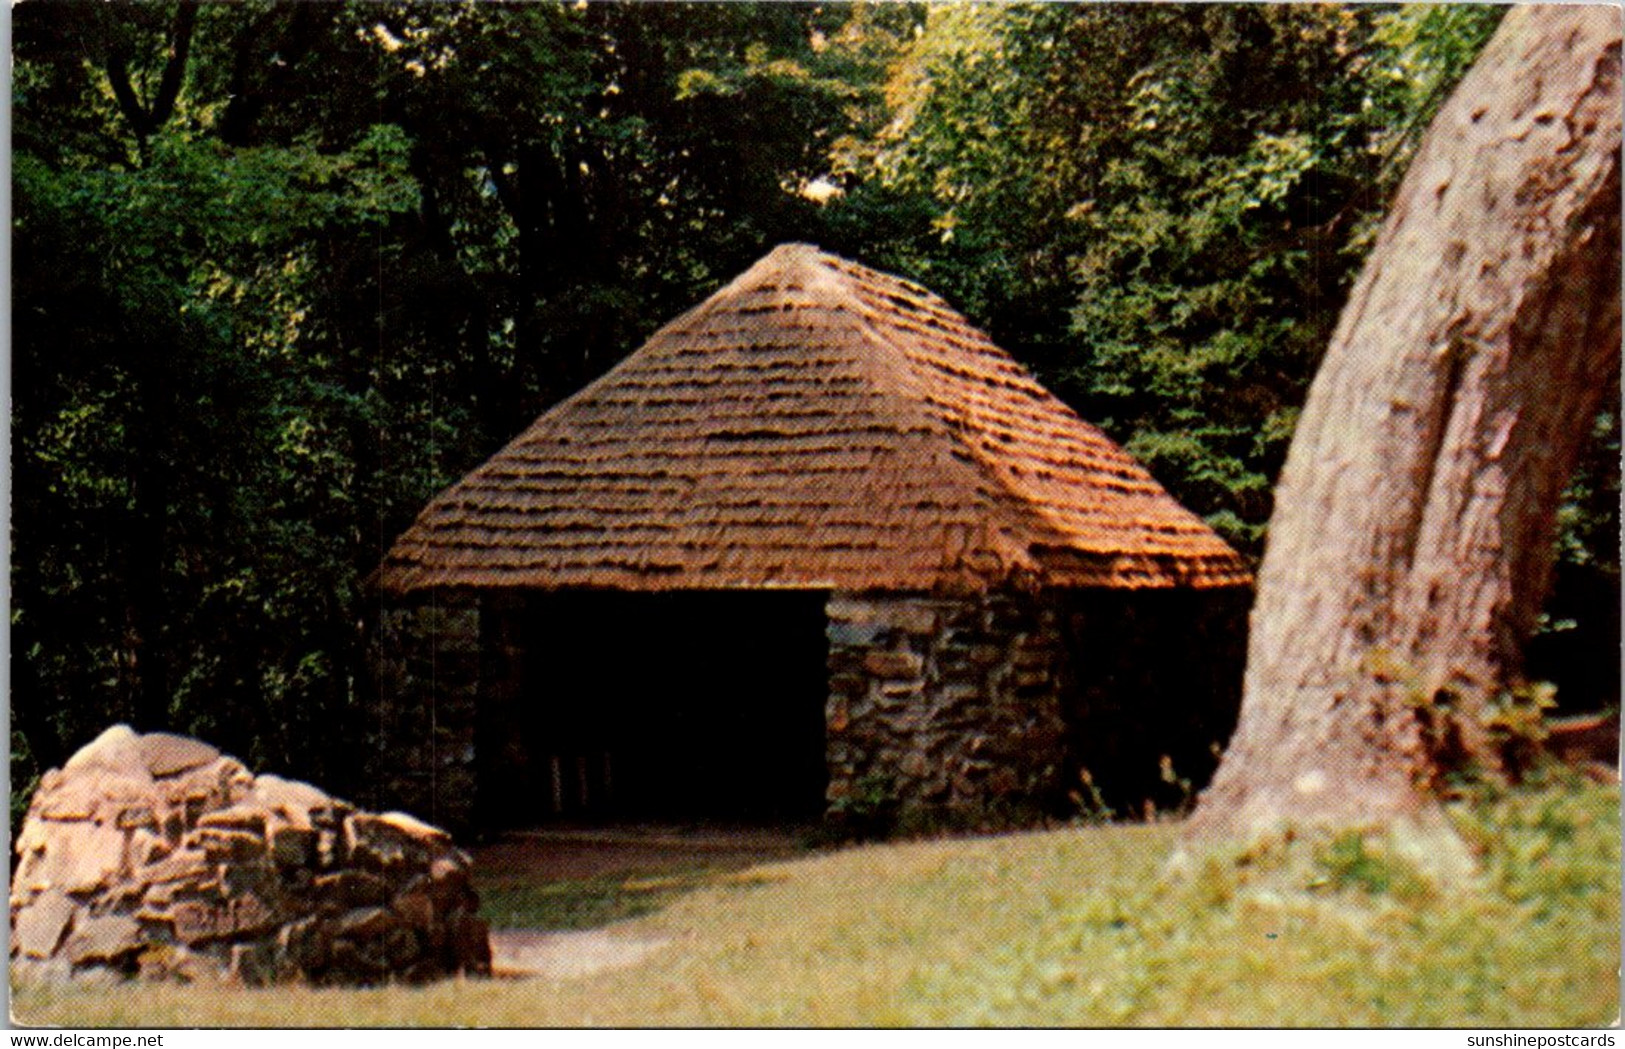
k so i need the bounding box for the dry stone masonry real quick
[10,725,491,986]
[364,585,1245,831]
[824,590,1071,821]
[368,593,482,831]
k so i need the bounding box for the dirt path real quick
[488,928,675,979]
[473,823,808,885]
[474,824,809,979]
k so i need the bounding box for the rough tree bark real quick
[1191,6,1621,838]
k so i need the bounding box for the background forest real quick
[11,2,1618,825]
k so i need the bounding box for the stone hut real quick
[369,244,1251,832]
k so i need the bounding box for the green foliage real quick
[837,1,1609,707]
[1311,831,1425,899]
[10,730,41,837]
[1480,682,1560,771]
[10,1,899,804]
[828,771,902,840]
[12,118,430,791]
[1365,646,1567,789]
[842,4,1508,556]
[1067,767,1117,825]
[1531,409,1622,713]
[9,1,1615,815]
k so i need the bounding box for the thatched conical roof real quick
[377,244,1249,594]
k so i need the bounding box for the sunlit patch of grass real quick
[474,859,795,930]
[478,869,709,930]
[13,781,1618,1028]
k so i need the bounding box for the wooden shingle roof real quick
[377,244,1250,594]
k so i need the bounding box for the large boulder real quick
[10,726,491,986]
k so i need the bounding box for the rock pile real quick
[10,725,491,986]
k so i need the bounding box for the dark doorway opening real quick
[479,590,830,827]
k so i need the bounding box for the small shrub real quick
[1368,648,1565,791]
[10,728,40,850]
[1067,767,1115,825]
[829,771,900,840]
[1313,831,1394,895]
[1158,754,1196,819]
[1480,681,1559,778]
[1307,830,1432,902]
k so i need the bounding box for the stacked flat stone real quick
[10,725,491,986]
[824,592,1070,816]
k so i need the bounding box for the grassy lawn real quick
[12,779,1619,1027]
[477,865,777,931]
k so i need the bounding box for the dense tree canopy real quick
[10,2,1614,826]
[11,0,905,808]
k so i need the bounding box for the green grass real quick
[13,780,1619,1027]
[477,865,783,930]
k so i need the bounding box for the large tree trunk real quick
[1191,6,1621,838]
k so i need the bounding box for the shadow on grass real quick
[477,863,793,930]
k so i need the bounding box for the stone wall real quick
[368,584,1247,832]
[368,593,482,832]
[10,726,490,986]
[824,590,1071,822]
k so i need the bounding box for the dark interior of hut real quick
[475,590,831,828]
